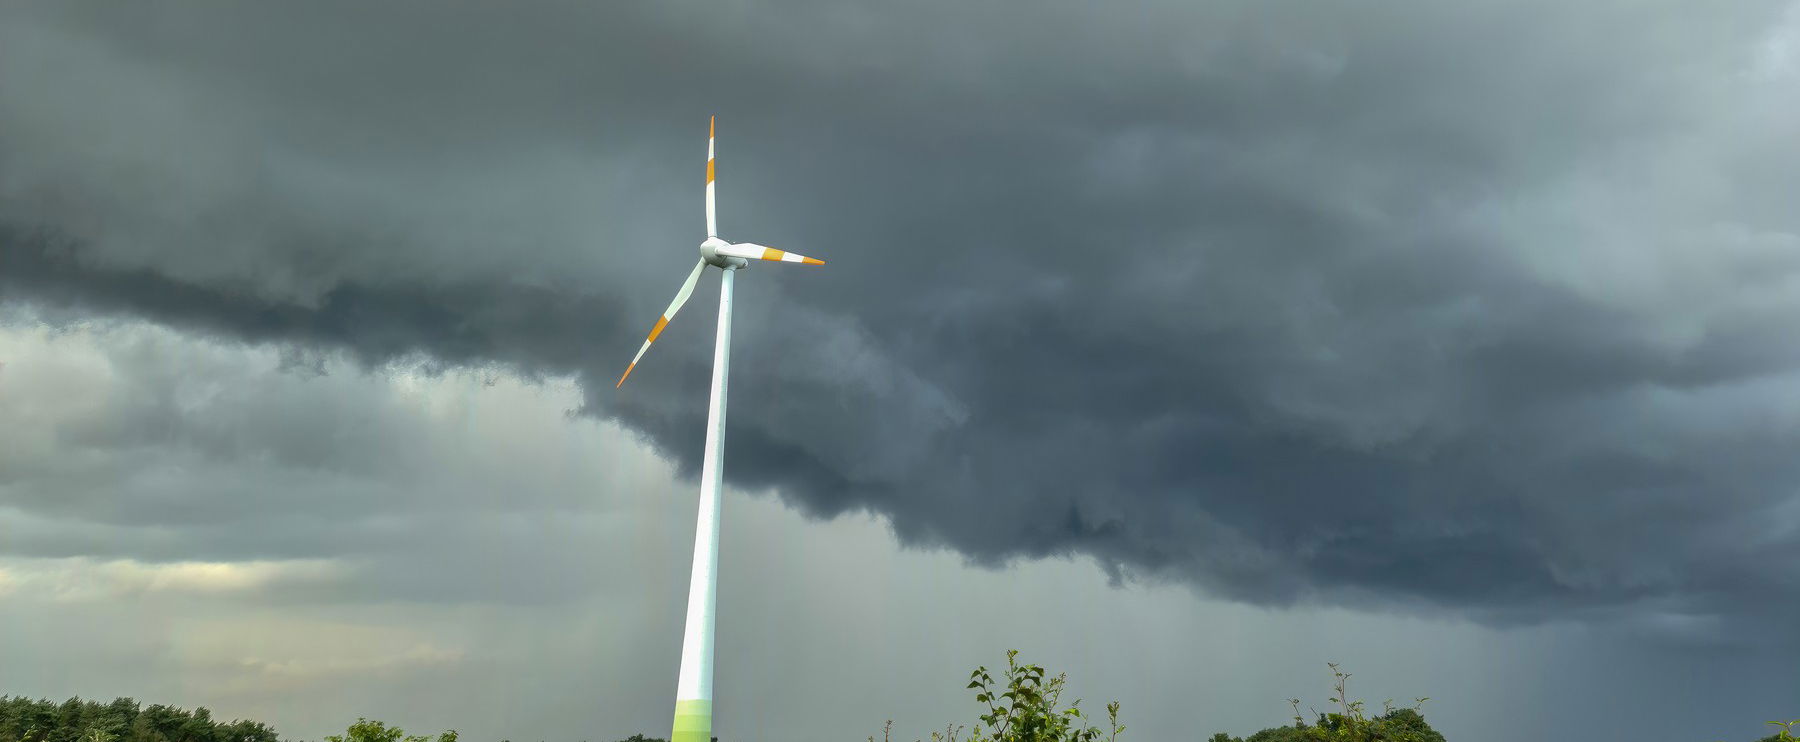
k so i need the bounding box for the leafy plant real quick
[877,650,1123,742]
[1756,719,1799,742]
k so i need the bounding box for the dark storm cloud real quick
[0,226,625,373]
[5,0,1800,638]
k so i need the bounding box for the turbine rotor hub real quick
[699,237,746,269]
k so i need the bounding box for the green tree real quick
[324,719,456,742]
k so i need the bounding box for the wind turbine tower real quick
[616,117,824,742]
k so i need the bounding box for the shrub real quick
[1206,663,1444,742]
[876,650,1122,742]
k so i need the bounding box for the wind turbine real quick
[616,117,823,742]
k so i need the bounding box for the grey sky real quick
[2,1,1799,740]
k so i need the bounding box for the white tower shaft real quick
[672,265,734,742]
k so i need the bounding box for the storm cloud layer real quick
[4,0,1800,643]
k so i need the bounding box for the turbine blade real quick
[618,259,710,387]
[715,242,824,265]
[705,116,717,238]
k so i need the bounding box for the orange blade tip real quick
[803,256,824,265]
[616,363,636,388]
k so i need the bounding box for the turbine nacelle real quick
[701,237,823,269]
[699,237,748,269]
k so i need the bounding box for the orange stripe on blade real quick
[646,316,670,343]
[759,247,784,261]
[707,160,714,183]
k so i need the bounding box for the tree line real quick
[0,696,278,742]
[6,653,1793,742]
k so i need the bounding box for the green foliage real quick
[878,650,1123,742]
[964,650,1123,742]
[1750,718,1799,742]
[1242,727,1306,742]
[0,697,277,742]
[1205,664,1443,742]
[322,719,456,742]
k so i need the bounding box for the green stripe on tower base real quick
[672,699,712,742]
